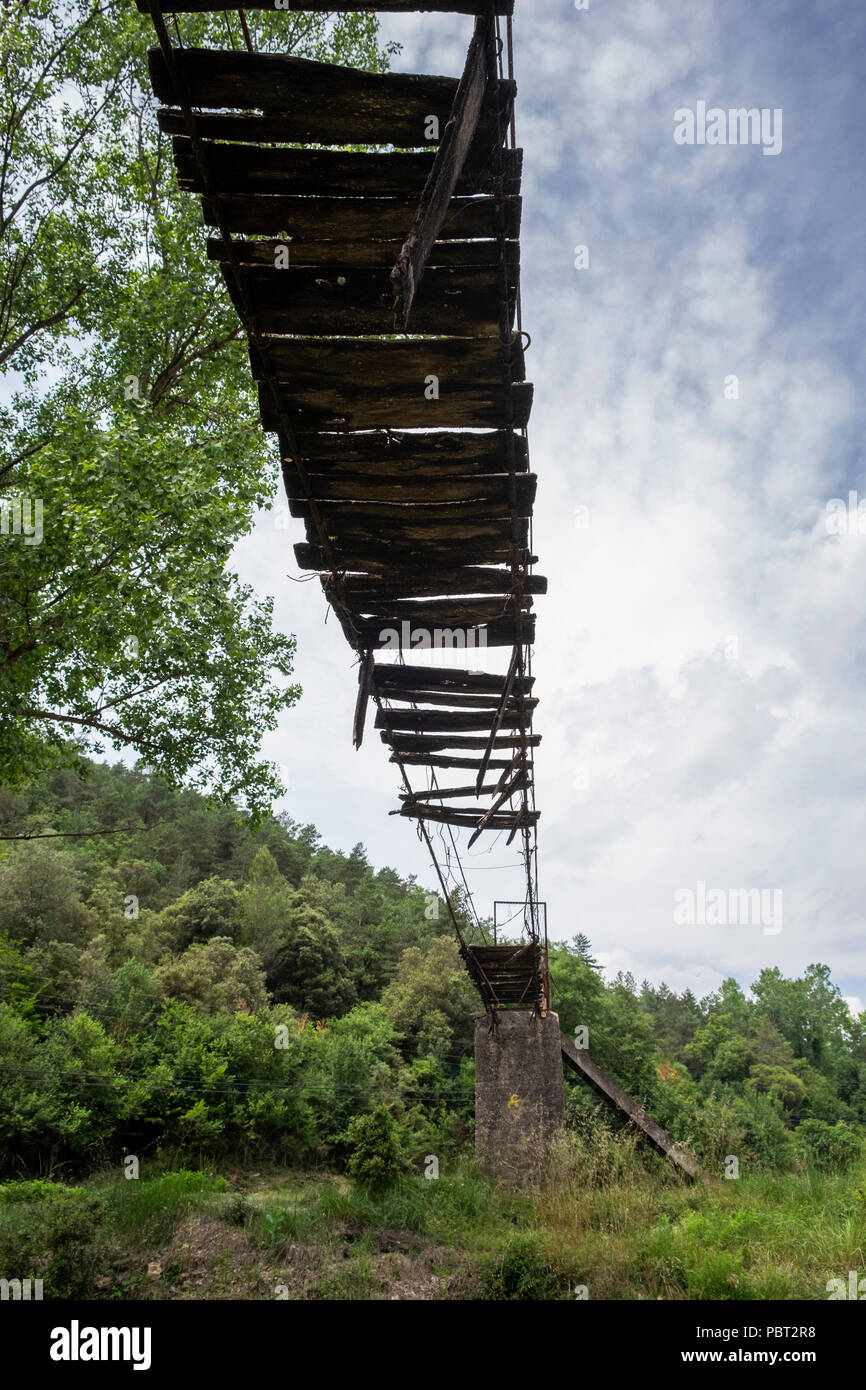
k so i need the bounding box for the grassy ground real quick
[2,1129,865,1300]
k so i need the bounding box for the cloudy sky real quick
[231,0,866,1012]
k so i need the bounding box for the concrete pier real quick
[474,1010,564,1180]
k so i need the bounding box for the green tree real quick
[264,903,355,1020]
[381,936,476,1060]
[155,937,268,1015]
[347,1105,407,1191]
[0,3,394,813]
[161,876,239,951]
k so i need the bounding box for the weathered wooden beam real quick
[376,709,527,734]
[228,264,514,338]
[391,14,492,329]
[468,769,528,846]
[207,234,517,273]
[151,47,512,145]
[560,1035,704,1181]
[288,429,530,477]
[161,107,510,160]
[284,472,536,509]
[352,650,374,750]
[376,687,539,712]
[173,138,522,199]
[399,784,504,802]
[373,663,535,694]
[390,753,516,772]
[291,497,530,529]
[261,381,533,433]
[397,804,539,829]
[382,733,542,753]
[252,336,525,392]
[475,645,521,795]
[299,514,530,549]
[294,539,532,570]
[361,598,530,626]
[334,571,545,603]
[202,193,522,242]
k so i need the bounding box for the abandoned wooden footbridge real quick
[139,0,699,1179]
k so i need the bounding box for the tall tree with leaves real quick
[0,2,396,812]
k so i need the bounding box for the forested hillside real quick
[1,761,863,1182]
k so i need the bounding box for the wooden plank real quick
[360,597,531,625]
[392,14,491,328]
[298,513,530,548]
[284,472,537,508]
[374,663,535,694]
[173,139,522,198]
[150,47,456,113]
[201,193,522,241]
[330,571,546,603]
[290,497,531,527]
[252,336,525,391]
[469,768,528,845]
[376,709,526,733]
[382,733,541,752]
[140,1,513,13]
[228,265,514,337]
[476,645,521,794]
[159,106,509,159]
[352,650,374,750]
[397,804,538,828]
[206,234,517,272]
[560,1035,704,1181]
[287,429,529,476]
[400,785,505,801]
[294,539,533,570]
[150,46,512,142]
[376,687,539,712]
[391,753,516,771]
[260,381,533,432]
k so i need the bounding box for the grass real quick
[1,1133,865,1299]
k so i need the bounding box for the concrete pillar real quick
[474,1010,564,1180]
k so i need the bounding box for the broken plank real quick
[397,804,538,828]
[391,753,516,771]
[373,664,535,694]
[173,139,522,198]
[352,650,375,750]
[150,46,512,139]
[201,193,522,242]
[159,106,509,159]
[400,783,508,801]
[392,13,491,328]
